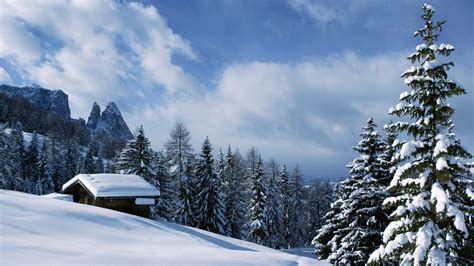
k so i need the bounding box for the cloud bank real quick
[0,0,198,114]
[0,0,471,178]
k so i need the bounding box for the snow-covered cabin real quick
[62,174,160,218]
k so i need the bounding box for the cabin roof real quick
[62,174,160,198]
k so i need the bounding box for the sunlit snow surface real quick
[0,190,328,265]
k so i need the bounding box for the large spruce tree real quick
[24,132,39,193]
[0,126,10,189]
[288,165,306,248]
[223,146,246,239]
[153,151,174,221]
[280,165,292,248]
[116,125,155,182]
[8,124,26,191]
[194,137,226,234]
[264,159,284,248]
[369,4,472,265]
[314,119,388,264]
[248,155,267,245]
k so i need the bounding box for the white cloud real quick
[288,0,373,26]
[125,51,410,177]
[288,0,339,25]
[0,67,12,83]
[0,0,198,117]
[0,17,42,65]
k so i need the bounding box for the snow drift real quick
[0,190,327,265]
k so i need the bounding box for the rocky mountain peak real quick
[86,101,132,140]
[103,102,121,116]
[86,102,101,130]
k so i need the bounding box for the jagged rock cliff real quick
[0,84,71,119]
[86,102,132,140]
[86,102,101,130]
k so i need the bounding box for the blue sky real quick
[0,0,472,179]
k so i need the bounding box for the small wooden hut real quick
[62,174,160,218]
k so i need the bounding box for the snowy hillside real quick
[0,190,328,265]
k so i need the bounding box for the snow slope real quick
[0,190,328,265]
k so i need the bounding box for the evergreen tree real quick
[82,142,96,174]
[369,4,472,265]
[314,119,388,263]
[379,123,398,187]
[63,139,79,181]
[94,156,104,173]
[8,123,26,191]
[216,148,230,235]
[0,126,10,189]
[312,180,350,260]
[280,165,292,248]
[24,132,40,193]
[194,137,226,234]
[153,151,174,220]
[306,179,333,245]
[223,147,247,239]
[244,147,260,237]
[264,159,284,248]
[116,126,154,180]
[165,120,195,225]
[47,134,63,192]
[329,119,388,264]
[36,141,54,195]
[248,155,267,245]
[288,165,306,248]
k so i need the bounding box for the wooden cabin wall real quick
[95,198,151,218]
[64,182,155,218]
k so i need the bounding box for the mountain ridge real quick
[0,84,70,119]
[0,83,133,158]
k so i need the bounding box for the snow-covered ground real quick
[0,190,328,265]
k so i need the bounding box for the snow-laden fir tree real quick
[82,142,96,174]
[165,120,195,225]
[63,139,80,182]
[194,137,226,234]
[7,123,26,191]
[312,180,351,260]
[94,156,104,173]
[248,155,267,245]
[313,119,388,263]
[0,126,10,189]
[24,132,39,193]
[325,119,389,264]
[223,146,247,239]
[379,123,398,186]
[369,4,473,265]
[35,141,54,195]
[305,179,333,245]
[280,165,292,248]
[153,151,174,221]
[116,126,155,182]
[215,148,229,235]
[264,159,284,248]
[288,165,306,248]
[49,140,63,192]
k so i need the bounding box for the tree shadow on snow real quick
[168,223,256,252]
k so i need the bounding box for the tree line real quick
[0,120,334,250]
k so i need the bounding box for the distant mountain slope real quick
[0,84,70,119]
[0,92,90,145]
[0,190,328,265]
[0,84,133,157]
